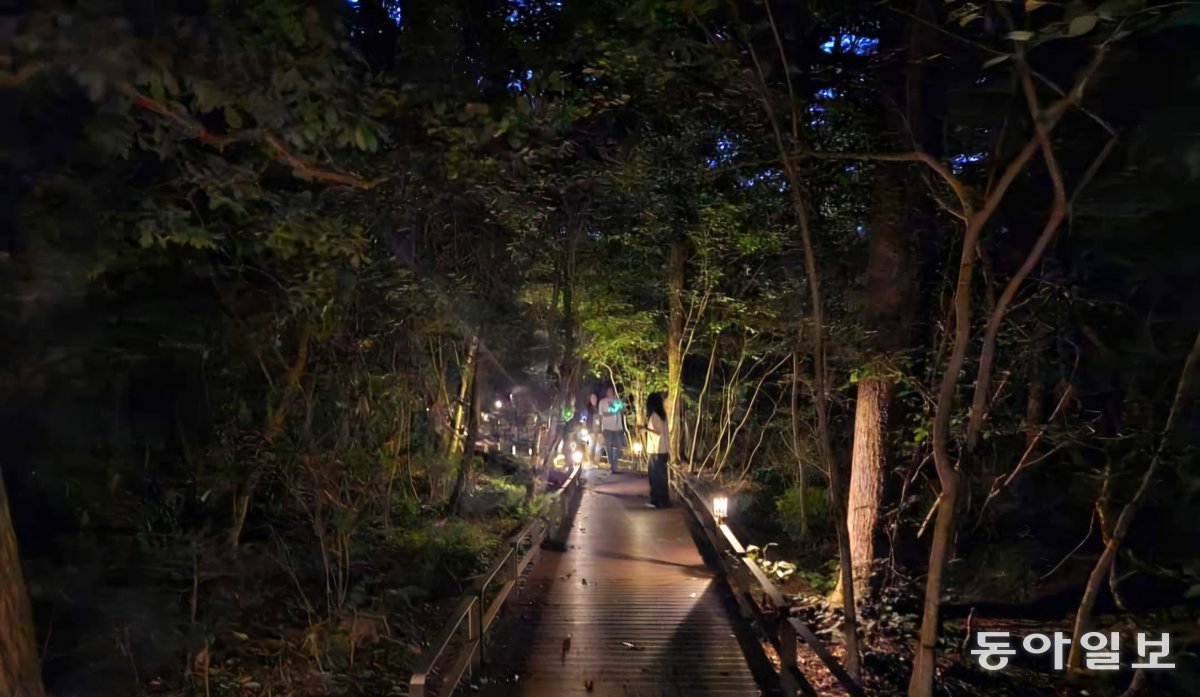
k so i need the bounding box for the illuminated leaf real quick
[1068,14,1099,36]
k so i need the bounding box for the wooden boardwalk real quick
[477,470,764,697]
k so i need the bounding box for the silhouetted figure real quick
[644,393,670,508]
[597,387,625,473]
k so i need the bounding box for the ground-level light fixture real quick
[713,496,729,523]
[494,399,504,410]
[632,441,644,454]
[571,450,583,464]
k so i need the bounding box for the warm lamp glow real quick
[494,399,504,409]
[713,496,729,522]
[632,441,644,454]
[571,450,583,464]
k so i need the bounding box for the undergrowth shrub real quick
[390,519,502,589]
[775,484,829,543]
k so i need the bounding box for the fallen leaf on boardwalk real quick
[581,578,587,585]
[621,641,644,651]
[584,678,595,692]
[562,634,572,653]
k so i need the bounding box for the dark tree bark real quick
[0,473,46,697]
[843,7,927,606]
[666,237,687,462]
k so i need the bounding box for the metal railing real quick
[671,468,865,697]
[408,464,584,697]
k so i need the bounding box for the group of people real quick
[584,387,670,508]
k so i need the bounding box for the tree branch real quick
[115,82,387,190]
[794,148,972,218]
[964,55,1069,452]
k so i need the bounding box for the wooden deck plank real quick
[476,470,763,697]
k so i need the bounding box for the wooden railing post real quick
[509,538,520,586]
[543,468,580,551]
[779,611,798,672]
[469,594,483,674]
[411,465,580,696]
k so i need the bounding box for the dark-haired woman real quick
[644,393,670,508]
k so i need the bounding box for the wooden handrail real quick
[669,467,865,697]
[409,464,583,697]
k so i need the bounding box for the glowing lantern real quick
[713,496,729,523]
[571,450,583,464]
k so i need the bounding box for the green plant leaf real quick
[1068,14,1099,37]
[982,54,1012,69]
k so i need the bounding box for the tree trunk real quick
[0,472,47,697]
[689,339,719,469]
[1067,329,1200,671]
[841,154,917,604]
[909,472,959,696]
[666,237,687,461]
[449,337,483,512]
[231,331,310,550]
[228,481,252,550]
[449,334,480,457]
[748,32,861,679]
[790,348,808,539]
[846,376,892,604]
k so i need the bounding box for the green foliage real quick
[776,484,830,542]
[391,519,504,587]
[745,543,798,583]
[796,560,840,596]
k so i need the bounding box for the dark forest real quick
[3,1,1199,696]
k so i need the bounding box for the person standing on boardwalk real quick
[597,387,625,473]
[584,391,601,464]
[643,393,670,507]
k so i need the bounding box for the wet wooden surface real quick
[476,470,762,697]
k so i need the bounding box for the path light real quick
[494,399,504,410]
[713,496,729,523]
[632,441,643,454]
[572,450,583,464]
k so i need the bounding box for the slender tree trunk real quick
[232,330,310,549]
[450,334,480,458]
[449,337,483,511]
[790,348,808,538]
[0,472,47,697]
[909,50,1103,697]
[1068,330,1200,670]
[689,339,719,469]
[747,30,861,679]
[666,237,687,462]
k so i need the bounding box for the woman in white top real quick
[643,392,671,508]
